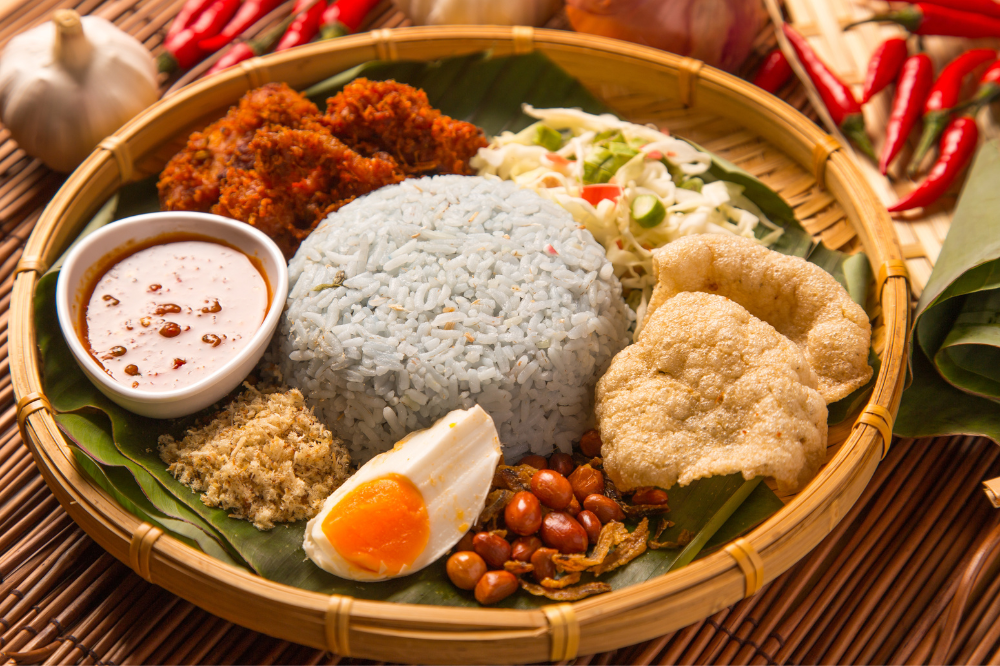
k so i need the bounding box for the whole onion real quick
[566,0,764,73]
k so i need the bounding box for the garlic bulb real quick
[395,0,563,27]
[0,10,158,173]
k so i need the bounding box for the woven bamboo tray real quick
[8,26,909,664]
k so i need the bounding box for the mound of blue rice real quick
[275,175,631,462]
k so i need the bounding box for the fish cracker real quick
[596,292,828,494]
[646,234,871,403]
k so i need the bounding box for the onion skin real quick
[565,0,763,73]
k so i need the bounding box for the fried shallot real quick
[477,489,515,529]
[492,465,535,493]
[540,572,582,588]
[520,579,612,601]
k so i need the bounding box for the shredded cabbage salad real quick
[472,105,785,324]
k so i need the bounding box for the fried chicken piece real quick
[212,127,403,258]
[158,83,324,212]
[323,79,487,175]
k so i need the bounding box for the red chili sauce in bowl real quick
[81,234,271,392]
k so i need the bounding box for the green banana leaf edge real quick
[896,139,1000,440]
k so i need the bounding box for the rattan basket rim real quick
[9,26,910,664]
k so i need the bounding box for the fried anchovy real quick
[540,572,582,588]
[520,579,612,601]
[552,522,629,572]
[649,529,695,551]
[592,518,650,576]
[651,517,675,541]
[504,560,534,575]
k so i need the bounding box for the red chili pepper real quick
[908,48,995,175]
[199,0,284,52]
[319,0,381,39]
[848,4,1000,37]
[910,0,1000,20]
[274,0,327,51]
[782,24,875,159]
[880,53,933,175]
[205,42,255,75]
[165,0,217,44]
[206,4,305,75]
[964,59,1000,109]
[752,49,793,94]
[861,38,908,103]
[158,0,242,73]
[888,116,978,212]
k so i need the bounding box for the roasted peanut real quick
[518,454,548,470]
[568,465,605,502]
[474,570,519,605]
[504,491,542,536]
[631,487,669,505]
[577,510,602,544]
[455,531,475,553]
[473,531,512,569]
[583,494,626,523]
[566,495,581,517]
[539,512,588,554]
[548,451,576,477]
[531,547,559,582]
[530,469,573,510]
[446,551,487,590]
[511,536,542,562]
[579,429,603,458]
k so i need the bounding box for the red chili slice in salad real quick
[646,150,663,160]
[581,184,623,206]
[545,153,571,166]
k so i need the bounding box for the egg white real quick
[303,405,502,581]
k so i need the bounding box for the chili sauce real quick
[81,235,269,392]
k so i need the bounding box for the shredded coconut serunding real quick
[158,383,351,530]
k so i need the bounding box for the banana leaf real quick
[36,263,781,606]
[63,424,242,568]
[32,50,872,606]
[896,140,1000,440]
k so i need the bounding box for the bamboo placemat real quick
[1,1,1000,664]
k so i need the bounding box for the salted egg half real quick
[303,405,502,581]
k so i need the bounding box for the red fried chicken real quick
[157,80,487,257]
[212,127,403,258]
[323,79,487,175]
[158,83,325,212]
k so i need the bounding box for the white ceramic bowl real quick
[55,212,288,419]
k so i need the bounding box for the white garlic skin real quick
[394,0,563,27]
[0,11,158,173]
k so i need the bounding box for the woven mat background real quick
[2,2,1000,664]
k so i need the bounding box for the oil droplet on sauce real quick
[82,237,268,392]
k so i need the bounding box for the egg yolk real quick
[322,474,430,575]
